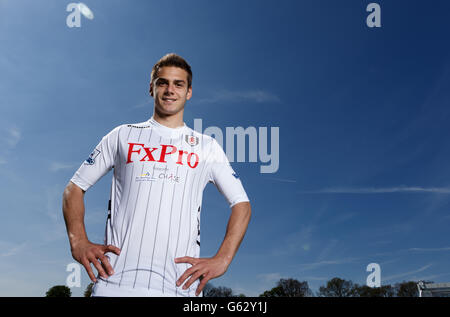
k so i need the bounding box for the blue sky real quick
[1,0,450,296]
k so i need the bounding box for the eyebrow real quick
[156,78,186,84]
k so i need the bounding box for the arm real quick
[214,201,252,266]
[62,181,120,282]
[175,201,252,296]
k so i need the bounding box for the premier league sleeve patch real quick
[84,148,101,165]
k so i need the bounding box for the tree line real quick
[45,277,423,297]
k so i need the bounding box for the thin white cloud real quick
[0,241,27,257]
[267,177,297,183]
[383,264,432,282]
[257,272,282,284]
[409,247,450,252]
[297,257,361,272]
[7,127,21,147]
[49,162,76,172]
[378,258,401,266]
[409,272,450,283]
[195,89,281,105]
[0,127,21,166]
[370,245,450,258]
[316,239,339,262]
[132,99,153,109]
[299,186,450,194]
[327,212,357,226]
[0,126,21,148]
[272,225,315,256]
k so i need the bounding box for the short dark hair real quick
[151,53,192,88]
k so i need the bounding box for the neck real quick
[152,108,185,128]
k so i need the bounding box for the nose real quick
[165,83,176,94]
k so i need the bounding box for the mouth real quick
[162,97,177,103]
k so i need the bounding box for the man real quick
[62,53,252,297]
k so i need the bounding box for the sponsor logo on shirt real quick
[135,171,157,182]
[158,172,181,183]
[135,170,181,183]
[84,148,100,165]
[185,135,199,147]
[126,143,200,169]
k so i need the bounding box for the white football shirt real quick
[70,116,250,297]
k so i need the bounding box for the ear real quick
[149,82,154,97]
[186,85,192,100]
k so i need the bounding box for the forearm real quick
[175,201,251,294]
[62,182,120,282]
[62,182,89,249]
[214,201,251,266]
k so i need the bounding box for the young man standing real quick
[62,53,252,297]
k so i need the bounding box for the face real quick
[150,66,192,116]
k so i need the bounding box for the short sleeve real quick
[208,138,250,208]
[70,125,122,191]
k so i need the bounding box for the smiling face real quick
[150,66,192,116]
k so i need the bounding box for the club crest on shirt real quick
[84,148,100,165]
[185,135,199,147]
